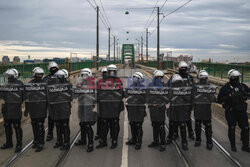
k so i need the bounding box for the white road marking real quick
[121,109,129,167]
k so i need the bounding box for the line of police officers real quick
[0,61,249,154]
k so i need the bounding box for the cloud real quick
[0,0,249,62]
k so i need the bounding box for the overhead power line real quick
[149,0,192,35]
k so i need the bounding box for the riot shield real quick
[47,83,72,120]
[147,87,170,122]
[97,80,123,118]
[125,87,147,122]
[74,85,97,122]
[194,85,216,104]
[0,83,23,103]
[24,83,47,119]
[170,87,192,106]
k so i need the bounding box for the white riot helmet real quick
[61,69,69,79]
[48,61,59,70]
[101,67,107,73]
[107,64,117,77]
[133,72,144,80]
[172,74,183,83]
[81,68,92,77]
[32,67,45,77]
[228,69,241,79]
[4,68,19,79]
[107,64,117,71]
[198,70,209,79]
[154,70,164,77]
[178,61,188,69]
[227,69,235,78]
[55,70,66,78]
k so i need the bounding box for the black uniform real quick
[44,73,58,141]
[125,79,147,150]
[95,72,107,140]
[96,76,124,149]
[218,81,250,152]
[74,78,97,152]
[193,80,216,150]
[24,77,47,152]
[47,77,72,150]
[0,77,24,152]
[167,72,194,140]
[147,78,168,151]
[167,80,192,150]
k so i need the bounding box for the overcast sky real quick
[0,0,249,62]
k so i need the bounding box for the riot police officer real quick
[0,68,24,153]
[148,70,167,151]
[167,61,195,140]
[125,72,147,150]
[47,69,72,150]
[44,61,59,141]
[96,64,124,149]
[95,67,107,140]
[218,69,250,152]
[75,68,97,152]
[167,74,192,150]
[24,67,47,152]
[193,70,215,150]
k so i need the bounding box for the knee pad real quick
[229,125,235,131]
[180,123,185,127]
[38,122,43,126]
[63,122,68,127]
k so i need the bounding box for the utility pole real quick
[113,36,116,63]
[157,6,160,69]
[108,28,110,61]
[96,6,99,70]
[141,36,143,62]
[116,42,119,63]
[146,28,149,62]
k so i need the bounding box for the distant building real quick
[34,59,43,63]
[13,56,20,64]
[2,56,10,64]
[24,60,35,64]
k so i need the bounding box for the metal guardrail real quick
[194,62,250,83]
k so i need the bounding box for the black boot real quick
[86,125,94,152]
[186,120,194,140]
[148,122,159,147]
[166,121,174,145]
[127,123,136,145]
[54,122,63,148]
[110,119,119,149]
[14,123,23,153]
[135,123,143,150]
[75,123,87,146]
[31,121,38,149]
[241,127,250,152]
[180,123,188,150]
[228,125,237,152]
[61,121,70,150]
[36,121,45,152]
[172,122,179,140]
[96,119,108,149]
[46,117,54,141]
[1,122,13,149]
[159,124,166,152]
[205,121,213,150]
[47,117,53,140]
[194,121,202,147]
[95,117,102,140]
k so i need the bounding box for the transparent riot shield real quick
[24,83,47,118]
[170,87,192,106]
[147,87,170,122]
[47,83,72,120]
[194,85,216,104]
[97,79,123,118]
[74,85,97,122]
[125,87,147,122]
